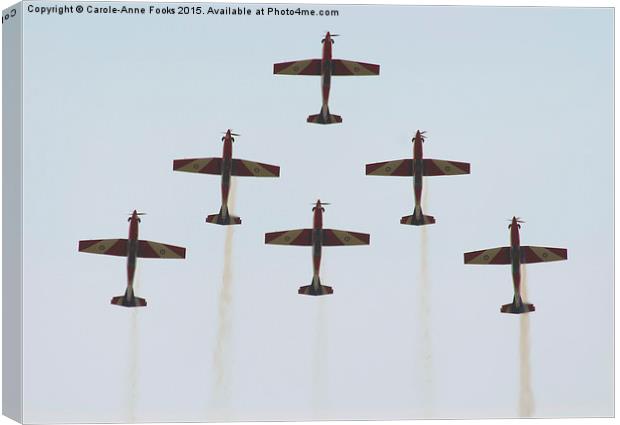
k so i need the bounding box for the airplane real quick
[366,130,470,225]
[265,200,370,295]
[273,31,380,124]
[464,217,568,314]
[172,129,280,225]
[78,210,186,307]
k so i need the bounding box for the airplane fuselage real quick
[320,34,333,114]
[509,217,522,306]
[220,133,234,219]
[413,134,424,217]
[311,202,324,290]
[126,212,140,301]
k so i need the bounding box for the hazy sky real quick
[16,2,613,422]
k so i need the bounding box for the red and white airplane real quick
[265,200,370,295]
[78,210,186,307]
[366,130,470,225]
[273,32,380,124]
[173,129,280,225]
[464,217,568,314]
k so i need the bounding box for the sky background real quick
[15,2,613,422]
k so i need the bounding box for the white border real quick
[0,1,615,425]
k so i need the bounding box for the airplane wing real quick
[173,158,222,175]
[521,246,567,263]
[423,159,471,176]
[332,59,380,76]
[464,247,511,264]
[78,239,128,257]
[323,229,370,246]
[366,159,413,176]
[137,240,186,259]
[273,59,321,75]
[265,229,313,246]
[232,159,280,177]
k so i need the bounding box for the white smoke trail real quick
[127,271,140,422]
[211,182,236,419]
[519,265,534,417]
[312,298,328,418]
[417,188,433,417]
[128,310,139,422]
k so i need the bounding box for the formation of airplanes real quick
[78,33,568,312]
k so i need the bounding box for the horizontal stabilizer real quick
[111,295,147,308]
[298,284,333,296]
[501,301,535,314]
[307,112,342,125]
[401,213,435,226]
[206,213,241,225]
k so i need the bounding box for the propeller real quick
[127,211,146,222]
[221,130,240,142]
[321,33,340,43]
[413,130,427,142]
[311,200,330,211]
[507,217,525,229]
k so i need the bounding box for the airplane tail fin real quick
[298,277,333,296]
[307,106,342,125]
[111,295,147,307]
[500,296,535,314]
[206,206,242,225]
[401,206,435,226]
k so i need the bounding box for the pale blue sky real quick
[11,2,613,422]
